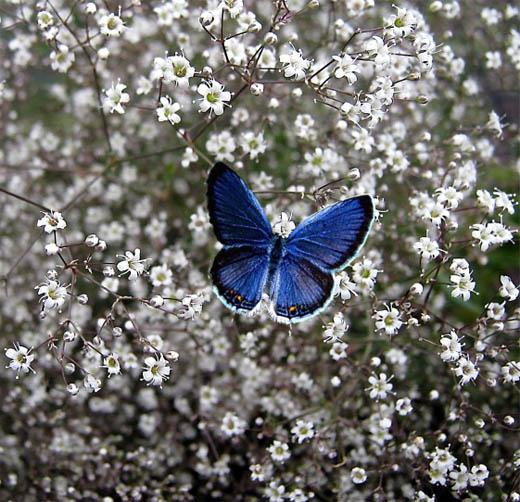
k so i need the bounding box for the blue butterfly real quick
[207,162,375,323]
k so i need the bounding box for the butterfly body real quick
[207,162,375,323]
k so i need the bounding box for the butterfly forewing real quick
[285,195,374,272]
[207,162,273,246]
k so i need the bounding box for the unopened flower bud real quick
[64,330,76,342]
[96,240,107,252]
[202,66,213,77]
[410,282,424,295]
[416,95,429,104]
[67,383,79,395]
[150,295,164,308]
[64,362,75,374]
[77,294,88,305]
[250,83,264,95]
[97,47,109,60]
[85,234,99,247]
[199,11,214,26]
[264,32,278,46]
[45,243,60,255]
[308,0,320,8]
[429,1,443,12]
[347,168,360,180]
[504,415,515,425]
[166,350,180,362]
[112,327,123,338]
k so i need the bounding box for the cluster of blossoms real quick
[0,0,518,500]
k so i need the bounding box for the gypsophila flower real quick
[501,361,520,383]
[103,80,129,114]
[99,12,126,37]
[279,46,311,80]
[351,467,367,484]
[469,464,489,487]
[396,397,413,416]
[197,80,231,116]
[323,312,348,343]
[414,236,441,261]
[454,357,479,385]
[272,212,295,238]
[37,211,66,233]
[439,331,463,362]
[334,271,357,301]
[5,343,35,376]
[142,354,171,386]
[84,373,101,393]
[240,130,267,159]
[50,45,75,73]
[116,248,147,280]
[156,96,181,125]
[332,53,360,84]
[103,353,121,377]
[221,412,246,436]
[291,419,315,443]
[265,481,285,502]
[179,292,204,320]
[374,306,403,336]
[450,464,469,491]
[268,440,291,463]
[450,273,476,302]
[36,278,68,311]
[367,373,393,400]
[150,264,173,287]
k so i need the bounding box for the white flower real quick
[439,331,463,362]
[454,357,479,385]
[265,481,286,502]
[116,248,147,280]
[323,312,348,343]
[279,46,311,80]
[364,36,390,68]
[334,271,357,301]
[469,464,489,487]
[291,420,315,443]
[272,212,295,238]
[450,273,476,302]
[197,80,231,116]
[84,373,101,393]
[50,45,75,73]
[37,211,67,233]
[179,293,204,319]
[239,130,267,159]
[413,236,441,261]
[329,342,348,360]
[396,397,413,416]
[220,0,243,18]
[221,412,246,436]
[5,343,35,376]
[103,81,130,114]
[150,264,173,287]
[156,96,181,125]
[499,275,519,301]
[367,373,393,400]
[168,54,195,87]
[374,306,403,336]
[99,12,125,37]
[142,355,171,386]
[494,189,515,214]
[206,130,236,162]
[351,467,367,484]
[388,6,417,38]
[267,440,291,463]
[332,53,359,84]
[501,361,520,383]
[450,464,469,491]
[36,279,68,311]
[103,353,121,377]
[37,10,54,29]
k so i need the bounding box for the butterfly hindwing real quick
[207,162,273,246]
[271,250,334,323]
[211,245,270,313]
[286,195,374,272]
